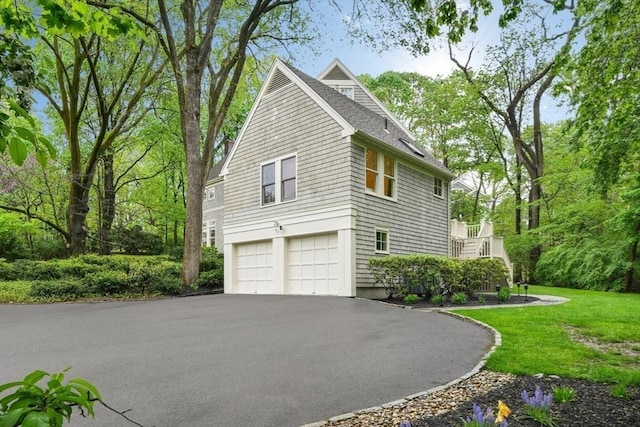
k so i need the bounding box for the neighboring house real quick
[203,58,455,298]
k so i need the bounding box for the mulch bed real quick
[377,293,540,309]
[414,374,640,426]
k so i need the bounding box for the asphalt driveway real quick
[0,295,493,426]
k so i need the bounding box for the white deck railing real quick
[450,220,513,285]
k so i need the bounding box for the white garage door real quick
[288,233,339,295]
[235,241,274,294]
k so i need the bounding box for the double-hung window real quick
[201,220,215,247]
[365,148,395,199]
[433,177,443,198]
[262,154,297,206]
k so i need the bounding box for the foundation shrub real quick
[148,277,183,295]
[369,254,509,298]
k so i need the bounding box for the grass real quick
[454,286,640,385]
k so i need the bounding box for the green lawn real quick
[454,286,640,385]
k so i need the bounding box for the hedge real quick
[368,254,509,298]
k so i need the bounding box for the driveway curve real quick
[0,295,493,427]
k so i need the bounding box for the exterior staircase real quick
[450,219,513,287]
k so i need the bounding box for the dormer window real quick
[330,85,354,99]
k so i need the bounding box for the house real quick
[203,58,455,298]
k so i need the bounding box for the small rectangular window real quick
[434,177,443,198]
[383,156,395,198]
[375,229,389,253]
[208,188,216,200]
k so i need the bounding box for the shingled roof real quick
[285,63,453,177]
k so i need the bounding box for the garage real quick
[235,241,274,294]
[287,233,339,295]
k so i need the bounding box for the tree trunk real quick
[514,159,523,282]
[66,175,90,256]
[180,56,205,286]
[528,180,542,284]
[625,218,640,293]
[99,153,116,255]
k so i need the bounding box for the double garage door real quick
[235,233,339,295]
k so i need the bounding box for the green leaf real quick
[0,381,24,394]
[14,127,36,143]
[0,136,6,153]
[7,99,35,126]
[0,407,30,427]
[35,150,48,167]
[38,136,56,158]
[68,378,102,401]
[8,138,28,166]
[23,370,48,385]
[21,411,50,427]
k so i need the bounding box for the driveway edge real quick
[301,307,502,427]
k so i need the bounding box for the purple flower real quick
[522,386,553,408]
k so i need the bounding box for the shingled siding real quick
[350,143,450,291]
[203,180,224,251]
[352,86,389,119]
[224,83,352,225]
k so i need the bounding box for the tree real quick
[105,0,309,285]
[448,4,579,282]
[567,0,640,291]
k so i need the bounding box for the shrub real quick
[0,259,17,281]
[430,294,445,305]
[12,259,62,281]
[54,258,101,279]
[195,269,223,289]
[29,237,67,260]
[368,254,508,299]
[29,280,88,300]
[112,226,164,255]
[497,287,511,302]
[452,292,468,304]
[404,294,420,305]
[148,277,183,295]
[200,246,223,272]
[83,271,130,294]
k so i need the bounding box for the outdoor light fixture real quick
[496,284,501,295]
[274,221,282,232]
[517,281,521,296]
[524,284,529,301]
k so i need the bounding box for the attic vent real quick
[399,138,425,157]
[266,69,292,94]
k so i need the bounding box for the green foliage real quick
[200,246,223,272]
[0,369,101,427]
[551,385,577,404]
[29,280,87,300]
[112,226,164,255]
[609,384,633,400]
[368,254,509,299]
[194,269,223,289]
[148,277,182,296]
[497,287,511,302]
[404,294,420,305]
[451,292,468,304]
[82,270,130,295]
[430,294,444,305]
[10,259,62,281]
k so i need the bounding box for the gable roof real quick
[221,59,454,178]
[317,59,417,141]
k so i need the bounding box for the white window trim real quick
[260,152,297,207]
[202,220,216,247]
[208,188,216,200]
[433,177,444,199]
[375,227,390,254]
[365,148,397,201]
